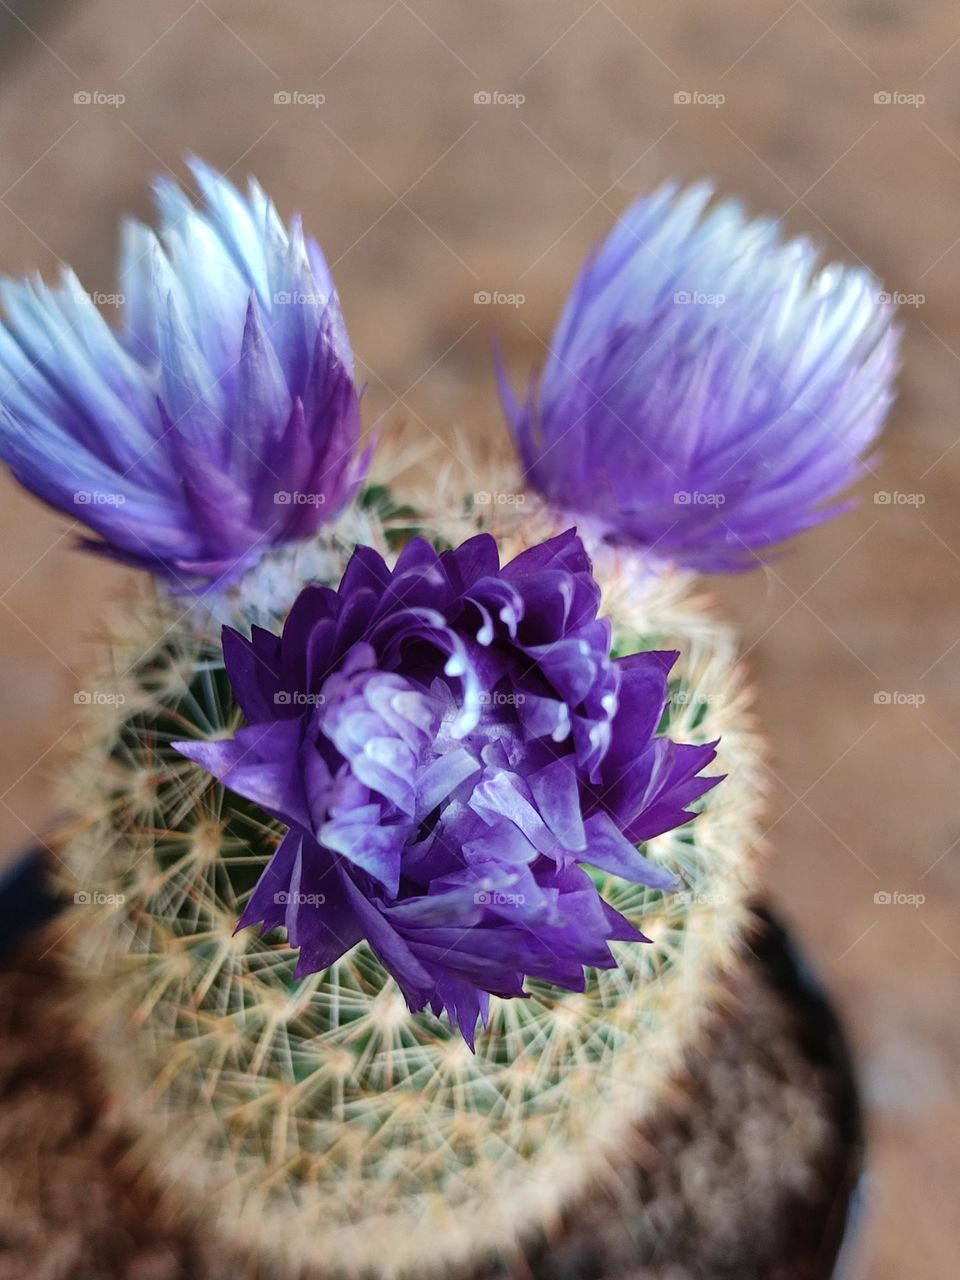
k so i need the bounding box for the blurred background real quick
[0,1,956,1275]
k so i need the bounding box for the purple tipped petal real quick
[583,811,680,891]
[0,161,366,585]
[502,182,900,572]
[529,756,587,853]
[237,829,305,934]
[175,719,311,827]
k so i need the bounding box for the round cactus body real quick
[60,499,765,1279]
[0,159,896,1280]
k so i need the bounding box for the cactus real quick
[2,164,896,1280]
[59,495,764,1279]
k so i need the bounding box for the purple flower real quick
[0,158,365,584]
[500,182,900,572]
[175,530,719,1043]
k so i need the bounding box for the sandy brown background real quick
[0,1,957,1275]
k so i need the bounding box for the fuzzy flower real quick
[175,530,719,1043]
[0,158,365,583]
[501,182,900,572]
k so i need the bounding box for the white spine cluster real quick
[59,499,766,1279]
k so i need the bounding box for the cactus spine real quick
[59,496,765,1279]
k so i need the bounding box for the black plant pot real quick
[0,849,866,1280]
[0,844,60,953]
[749,904,867,1280]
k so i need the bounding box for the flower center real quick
[308,642,576,898]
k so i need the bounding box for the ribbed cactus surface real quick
[61,501,764,1279]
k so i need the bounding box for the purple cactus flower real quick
[0,159,365,584]
[500,182,900,572]
[175,529,719,1044]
